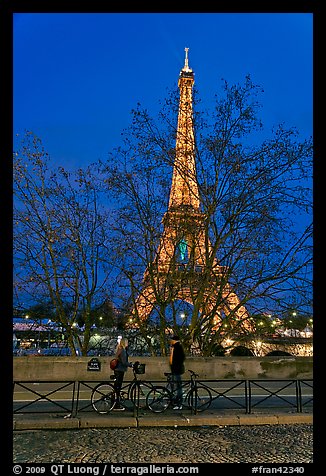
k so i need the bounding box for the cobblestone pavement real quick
[13,424,313,464]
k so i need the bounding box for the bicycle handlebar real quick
[188,369,199,378]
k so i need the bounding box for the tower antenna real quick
[183,47,192,72]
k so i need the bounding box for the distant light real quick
[25,315,29,319]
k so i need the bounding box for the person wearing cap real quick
[169,334,185,409]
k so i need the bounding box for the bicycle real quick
[146,369,212,413]
[91,362,152,414]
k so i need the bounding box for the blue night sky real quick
[13,12,313,169]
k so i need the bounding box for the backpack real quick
[110,358,119,370]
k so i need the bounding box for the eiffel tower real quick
[131,48,252,333]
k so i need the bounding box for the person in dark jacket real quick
[113,337,132,410]
[169,334,185,409]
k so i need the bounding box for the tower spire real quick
[182,47,192,72]
[168,47,199,210]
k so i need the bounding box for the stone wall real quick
[13,356,313,382]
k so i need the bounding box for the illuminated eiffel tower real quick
[131,48,252,332]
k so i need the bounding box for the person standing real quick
[113,337,132,410]
[169,334,185,410]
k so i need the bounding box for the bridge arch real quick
[230,345,254,356]
[265,350,293,356]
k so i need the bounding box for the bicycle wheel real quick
[187,385,212,412]
[146,386,171,413]
[129,382,150,409]
[91,383,116,414]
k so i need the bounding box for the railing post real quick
[247,380,252,414]
[244,380,249,414]
[72,381,79,417]
[133,383,139,418]
[296,379,302,413]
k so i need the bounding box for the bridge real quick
[221,337,313,357]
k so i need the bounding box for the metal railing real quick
[13,378,313,416]
[195,378,248,412]
[13,380,76,414]
[297,379,313,412]
[248,379,300,413]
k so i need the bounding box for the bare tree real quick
[13,132,115,355]
[101,76,312,355]
[13,74,312,357]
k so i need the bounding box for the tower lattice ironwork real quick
[131,48,252,332]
